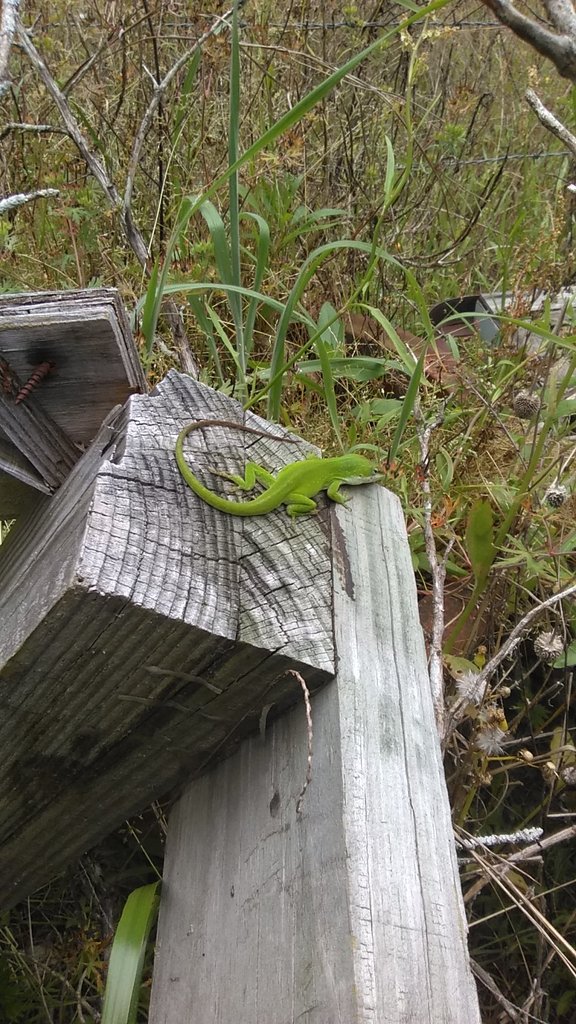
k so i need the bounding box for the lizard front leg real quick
[326,480,350,506]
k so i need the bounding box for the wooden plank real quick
[0,355,80,494]
[148,485,481,1022]
[0,287,146,518]
[0,435,52,493]
[0,374,336,909]
[0,288,145,441]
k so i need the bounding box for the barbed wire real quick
[244,20,503,30]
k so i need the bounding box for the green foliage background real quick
[1,1,576,1021]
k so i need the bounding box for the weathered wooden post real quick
[147,398,482,1021]
[0,292,481,1019]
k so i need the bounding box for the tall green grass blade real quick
[199,200,233,284]
[101,882,160,1024]
[240,211,271,356]
[317,302,344,351]
[188,295,225,384]
[141,0,452,357]
[383,135,396,205]
[143,195,196,359]
[206,303,244,371]
[141,260,160,347]
[360,306,418,373]
[267,239,403,419]
[311,303,344,442]
[228,0,245,385]
[387,343,428,468]
[172,50,202,144]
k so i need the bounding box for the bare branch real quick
[481,0,576,81]
[15,19,199,375]
[0,188,59,213]
[526,87,576,160]
[0,0,19,96]
[16,25,125,219]
[414,400,454,735]
[543,0,576,37]
[475,580,576,691]
[123,6,237,221]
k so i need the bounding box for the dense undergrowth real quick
[1,1,576,1020]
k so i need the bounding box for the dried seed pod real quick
[544,484,568,508]
[560,765,576,788]
[533,630,564,665]
[513,389,541,420]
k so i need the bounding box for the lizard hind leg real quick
[209,462,275,493]
[286,494,318,518]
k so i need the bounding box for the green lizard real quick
[175,418,384,518]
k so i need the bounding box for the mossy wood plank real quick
[0,374,335,909]
[149,486,481,1024]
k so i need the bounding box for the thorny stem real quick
[415,400,454,735]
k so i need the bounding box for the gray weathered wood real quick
[0,373,337,909]
[0,287,146,518]
[149,484,481,1022]
[0,356,80,491]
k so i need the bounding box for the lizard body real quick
[175,419,383,518]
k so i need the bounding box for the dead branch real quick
[414,400,454,735]
[0,188,59,213]
[526,87,576,159]
[0,0,19,96]
[15,19,198,375]
[481,0,576,81]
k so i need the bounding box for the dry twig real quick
[414,400,454,734]
[15,18,198,374]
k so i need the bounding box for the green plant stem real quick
[141,0,453,360]
[446,347,576,654]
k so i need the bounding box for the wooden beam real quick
[149,481,481,1022]
[0,287,146,518]
[0,354,80,491]
[0,374,334,908]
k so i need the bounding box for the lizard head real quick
[338,453,384,482]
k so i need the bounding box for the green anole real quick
[175,418,384,518]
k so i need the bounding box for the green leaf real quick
[240,211,271,356]
[188,295,225,383]
[317,302,344,352]
[555,398,576,418]
[554,642,576,668]
[142,195,197,359]
[199,200,232,285]
[297,356,401,381]
[313,332,342,446]
[355,398,403,426]
[465,501,495,582]
[436,447,454,489]
[387,342,428,467]
[101,882,160,1024]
